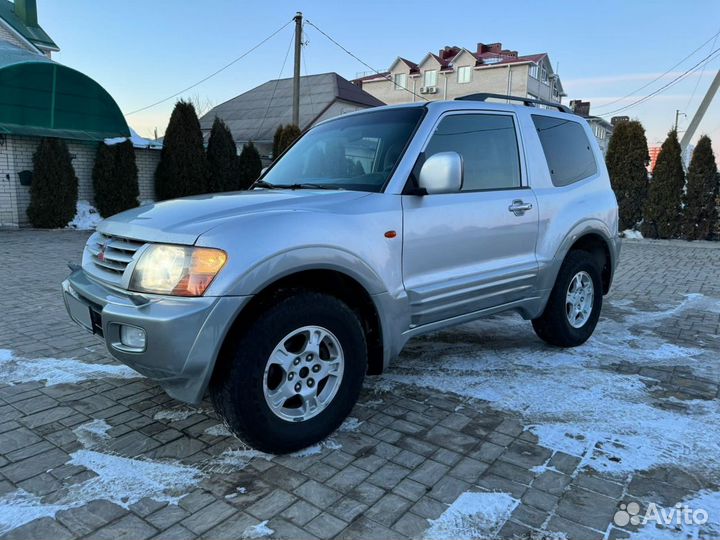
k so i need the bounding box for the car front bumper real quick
[62,269,250,404]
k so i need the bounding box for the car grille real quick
[85,232,145,286]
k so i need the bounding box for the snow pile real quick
[424,492,518,540]
[382,295,720,478]
[66,200,102,230]
[289,439,342,458]
[622,229,644,239]
[0,349,140,386]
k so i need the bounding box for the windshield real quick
[260,107,424,192]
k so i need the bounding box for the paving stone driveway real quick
[0,230,719,540]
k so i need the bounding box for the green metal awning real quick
[0,42,129,141]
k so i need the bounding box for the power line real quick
[594,28,720,111]
[304,19,428,102]
[255,29,295,140]
[685,33,720,113]
[598,47,720,118]
[126,20,293,116]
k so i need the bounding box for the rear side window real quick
[532,115,597,186]
[425,113,521,191]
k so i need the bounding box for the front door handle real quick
[508,200,533,216]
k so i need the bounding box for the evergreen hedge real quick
[272,124,284,159]
[155,100,208,200]
[27,138,78,228]
[277,124,301,156]
[92,140,139,217]
[642,129,685,239]
[682,135,718,240]
[238,142,263,189]
[605,120,649,230]
[207,117,240,192]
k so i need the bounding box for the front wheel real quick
[532,251,603,347]
[210,291,367,454]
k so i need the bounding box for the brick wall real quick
[0,136,161,227]
[0,24,34,52]
[136,148,160,202]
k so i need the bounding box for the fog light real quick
[120,325,146,350]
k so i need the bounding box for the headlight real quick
[129,244,227,296]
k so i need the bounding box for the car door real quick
[401,111,539,328]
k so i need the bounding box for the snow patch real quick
[0,490,67,535]
[68,450,202,507]
[72,419,111,448]
[204,424,233,437]
[0,349,140,386]
[622,229,644,239]
[628,490,720,540]
[66,200,103,230]
[289,438,342,458]
[241,520,274,538]
[153,408,206,422]
[339,417,363,432]
[424,492,518,540]
[383,296,720,478]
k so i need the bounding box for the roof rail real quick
[455,93,573,114]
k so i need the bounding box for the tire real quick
[532,250,603,347]
[210,291,367,454]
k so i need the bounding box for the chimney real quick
[14,0,38,27]
[488,43,502,54]
[476,43,487,54]
[570,100,591,116]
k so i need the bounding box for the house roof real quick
[353,48,552,85]
[199,72,385,143]
[0,0,57,51]
[0,41,128,140]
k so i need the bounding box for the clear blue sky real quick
[39,0,720,157]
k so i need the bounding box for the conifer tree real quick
[605,120,649,230]
[272,124,284,158]
[238,142,263,189]
[206,117,240,192]
[682,135,718,240]
[27,138,78,228]
[93,140,139,217]
[643,129,685,238]
[155,100,208,200]
[277,124,301,156]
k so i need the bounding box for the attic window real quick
[393,73,407,90]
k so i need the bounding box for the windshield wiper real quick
[286,183,341,190]
[250,179,283,190]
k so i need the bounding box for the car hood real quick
[98,190,370,245]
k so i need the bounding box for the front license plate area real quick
[65,291,93,332]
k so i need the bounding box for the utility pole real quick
[680,69,720,153]
[292,12,302,127]
[674,109,685,132]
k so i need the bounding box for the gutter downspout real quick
[443,73,448,100]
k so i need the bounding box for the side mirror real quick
[417,152,463,194]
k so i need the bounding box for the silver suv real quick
[63,95,620,453]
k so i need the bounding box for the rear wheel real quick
[210,291,367,454]
[532,251,602,347]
